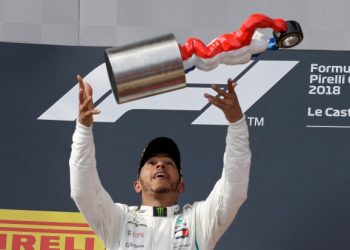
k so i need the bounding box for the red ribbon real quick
[180,13,287,61]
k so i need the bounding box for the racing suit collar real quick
[138,204,180,217]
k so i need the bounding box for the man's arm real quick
[69,75,126,247]
[194,79,251,248]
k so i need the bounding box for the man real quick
[70,75,251,249]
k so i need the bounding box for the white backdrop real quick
[0,0,349,50]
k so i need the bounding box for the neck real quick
[141,192,178,207]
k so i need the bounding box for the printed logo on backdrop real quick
[306,63,350,128]
[0,209,105,250]
[38,60,299,126]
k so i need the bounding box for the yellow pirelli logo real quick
[0,209,105,250]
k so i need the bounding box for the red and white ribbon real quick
[180,13,287,71]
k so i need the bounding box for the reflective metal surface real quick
[273,20,303,48]
[105,34,186,103]
[282,36,300,47]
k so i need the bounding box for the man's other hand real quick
[204,78,243,123]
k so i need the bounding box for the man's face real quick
[136,154,182,194]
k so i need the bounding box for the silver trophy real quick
[105,14,303,104]
[105,34,186,104]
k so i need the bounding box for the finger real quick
[82,82,95,110]
[204,92,229,104]
[206,90,238,109]
[78,75,89,101]
[91,109,101,115]
[211,84,231,99]
[204,93,225,110]
[85,109,101,116]
[227,79,235,94]
[77,75,85,92]
[80,95,93,112]
[79,88,85,105]
[85,82,93,97]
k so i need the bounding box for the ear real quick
[177,180,185,193]
[134,180,142,193]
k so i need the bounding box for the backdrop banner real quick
[0,42,349,250]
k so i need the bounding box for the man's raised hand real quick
[204,78,243,123]
[77,75,100,127]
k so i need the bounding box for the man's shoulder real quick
[112,202,137,213]
[181,201,205,212]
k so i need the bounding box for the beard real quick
[151,186,174,194]
[151,179,181,194]
[140,177,181,194]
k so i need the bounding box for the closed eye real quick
[146,160,157,166]
[165,160,175,167]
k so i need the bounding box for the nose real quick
[155,160,166,169]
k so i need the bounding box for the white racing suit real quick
[69,117,251,250]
